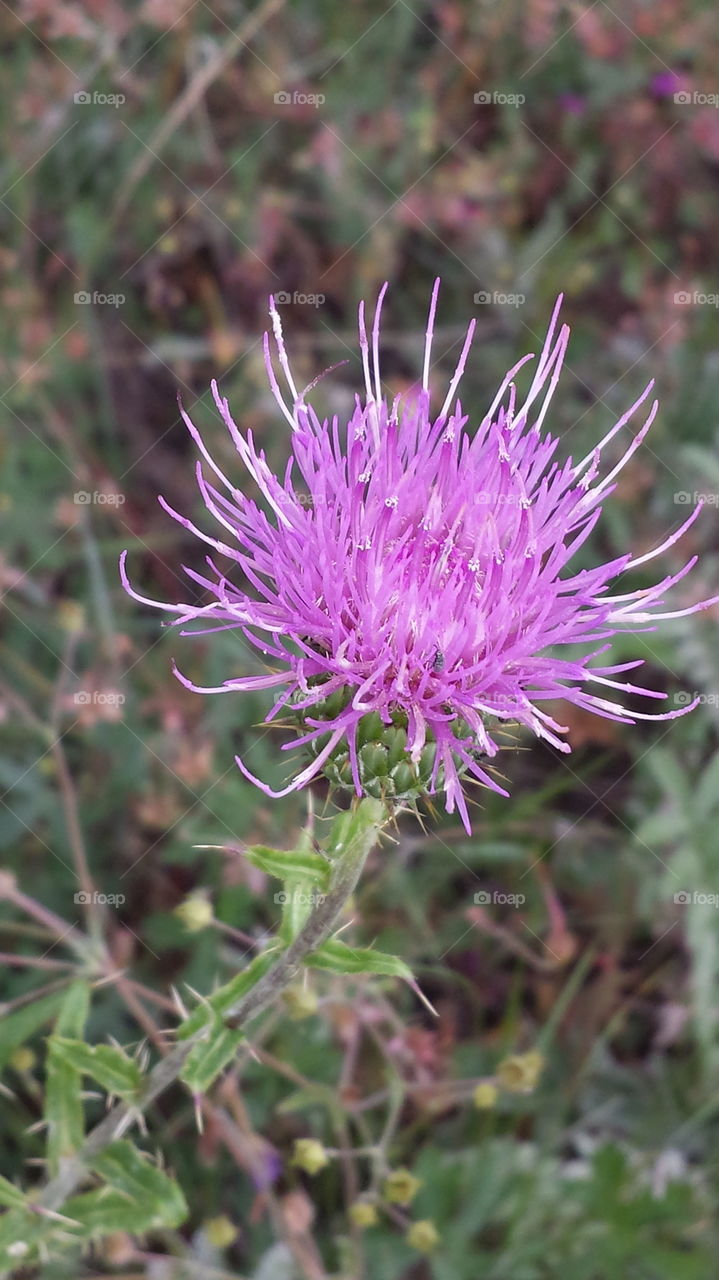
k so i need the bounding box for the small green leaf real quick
[45,982,91,1175]
[306,939,413,980]
[178,949,278,1039]
[54,979,90,1038]
[63,1188,149,1237]
[0,990,66,1071]
[46,1045,85,1174]
[180,1019,244,1093]
[0,1177,27,1210]
[50,1039,141,1100]
[245,844,330,889]
[323,799,385,863]
[276,1083,337,1114]
[278,874,322,946]
[0,1208,46,1274]
[72,1140,188,1232]
[64,1182,186,1236]
[274,823,327,944]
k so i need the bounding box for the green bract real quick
[292,685,480,803]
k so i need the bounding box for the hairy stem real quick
[37,798,386,1214]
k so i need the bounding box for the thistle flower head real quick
[121,281,718,831]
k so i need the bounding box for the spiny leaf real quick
[64,1182,186,1236]
[45,981,91,1175]
[75,1140,188,1231]
[305,938,413,980]
[46,1044,85,1174]
[178,948,278,1039]
[49,1039,141,1100]
[180,1019,244,1093]
[0,990,67,1071]
[244,844,330,889]
[278,874,324,946]
[53,979,90,1038]
[323,799,385,862]
[62,1188,148,1236]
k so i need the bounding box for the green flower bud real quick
[283,984,319,1020]
[174,891,213,932]
[383,1167,422,1206]
[204,1215,238,1247]
[10,1047,36,1074]
[406,1219,440,1253]
[473,1081,498,1109]
[496,1049,544,1094]
[291,684,482,805]
[349,1199,378,1228]
[292,1138,329,1175]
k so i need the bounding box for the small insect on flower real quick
[121,281,719,832]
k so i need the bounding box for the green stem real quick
[36,798,387,1215]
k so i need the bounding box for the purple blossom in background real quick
[122,283,718,831]
[650,70,684,98]
[557,91,586,116]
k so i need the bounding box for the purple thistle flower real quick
[121,282,719,832]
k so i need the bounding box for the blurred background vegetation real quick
[2,0,719,1276]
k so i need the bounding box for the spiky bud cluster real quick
[292,684,479,806]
